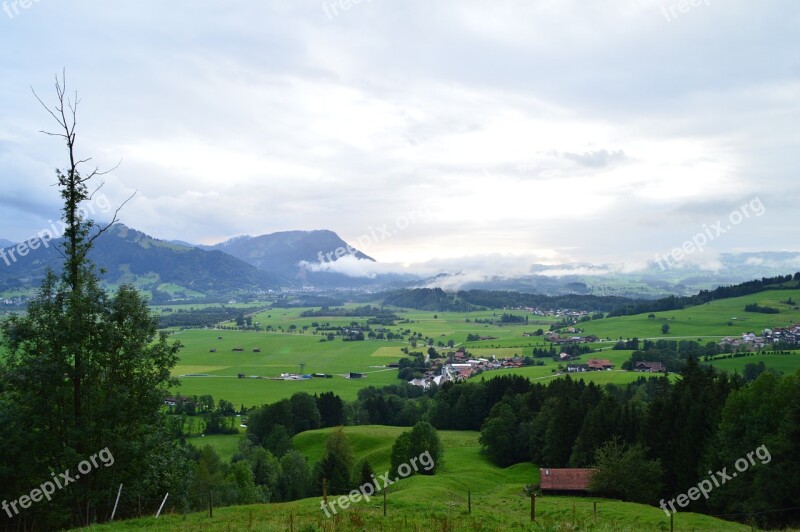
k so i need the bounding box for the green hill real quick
[576,289,800,340]
[83,426,746,531]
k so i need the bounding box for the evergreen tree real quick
[0,74,186,529]
[315,426,355,494]
[278,450,312,501]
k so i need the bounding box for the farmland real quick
[168,290,800,407]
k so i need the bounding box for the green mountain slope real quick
[83,426,746,531]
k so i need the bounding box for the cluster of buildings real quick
[768,324,800,344]
[719,324,800,351]
[566,359,614,372]
[408,350,527,389]
[544,331,600,344]
[511,307,591,320]
[1,296,26,307]
[566,358,665,373]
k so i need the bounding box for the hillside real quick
[82,426,746,531]
[0,224,285,299]
[575,288,800,340]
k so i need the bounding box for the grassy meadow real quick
[576,289,800,341]
[167,291,800,407]
[85,426,747,531]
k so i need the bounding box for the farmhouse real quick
[635,361,666,373]
[540,468,595,495]
[587,359,613,371]
[566,363,588,373]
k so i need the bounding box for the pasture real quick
[91,425,747,531]
[576,289,800,340]
[167,293,800,406]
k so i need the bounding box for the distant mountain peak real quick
[203,228,374,277]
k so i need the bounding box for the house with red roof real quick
[587,359,613,371]
[540,468,595,495]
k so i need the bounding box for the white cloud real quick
[0,0,797,264]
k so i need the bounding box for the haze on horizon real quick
[1,0,798,273]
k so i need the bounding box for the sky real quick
[1,0,798,275]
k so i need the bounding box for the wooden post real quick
[138,495,141,517]
[322,477,327,506]
[468,490,471,514]
[209,490,213,518]
[530,493,536,522]
[110,484,123,521]
[670,512,674,532]
[593,501,597,522]
[383,489,387,516]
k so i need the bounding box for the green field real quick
[87,426,747,531]
[167,293,800,406]
[577,289,800,341]
[185,433,244,463]
[169,326,407,406]
[706,353,800,375]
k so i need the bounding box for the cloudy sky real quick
[1,0,798,272]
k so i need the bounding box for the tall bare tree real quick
[0,72,187,528]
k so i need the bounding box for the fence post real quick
[156,493,169,518]
[110,484,123,521]
[209,490,213,518]
[323,477,327,506]
[530,492,536,522]
[670,512,674,532]
[593,501,597,522]
[383,489,387,516]
[468,490,471,514]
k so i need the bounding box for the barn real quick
[539,468,595,496]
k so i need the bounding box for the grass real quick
[84,426,748,531]
[185,433,244,463]
[168,327,406,407]
[705,352,800,375]
[576,289,800,341]
[165,294,800,407]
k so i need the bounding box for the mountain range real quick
[0,225,406,301]
[2,224,799,302]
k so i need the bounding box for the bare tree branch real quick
[87,191,137,245]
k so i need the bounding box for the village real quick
[406,345,669,389]
[718,324,800,351]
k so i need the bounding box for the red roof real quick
[540,468,594,491]
[587,359,612,369]
[636,361,666,372]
